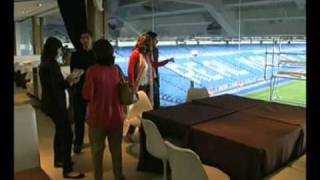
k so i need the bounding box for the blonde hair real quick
[135,32,152,54]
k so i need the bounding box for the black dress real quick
[39,59,74,173]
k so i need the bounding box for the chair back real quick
[141,119,168,160]
[165,141,209,180]
[186,87,209,102]
[126,91,153,120]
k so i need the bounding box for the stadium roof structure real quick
[14,0,305,39]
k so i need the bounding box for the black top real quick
[70,49,95,95]
[153,47,159,76]
[39,59,69,116]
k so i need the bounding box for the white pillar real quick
[15,22,22,56]
[87,0,105,41]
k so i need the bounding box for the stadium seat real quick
[186,87,209,102]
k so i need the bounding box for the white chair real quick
[125,91,153,135]
[141,119,168,180]
[165,141,230,180]
[186,87,209,102]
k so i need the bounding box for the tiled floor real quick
[14,87,305,180]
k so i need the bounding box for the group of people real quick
[39,30,174,179]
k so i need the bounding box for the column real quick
[87,0,105,41]
[32,16,43,55]
[15,22,21,56]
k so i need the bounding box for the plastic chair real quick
[186,87,209,102]
[165,141,230,180]
[141,119,168,180]
[125,91,153,129]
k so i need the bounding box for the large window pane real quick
[42,11,72,49]
[15,18,33,56]
[105,0,305,106]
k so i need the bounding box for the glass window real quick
[105,0,306,106]
[42,11,73,49]
[15,18,33,56]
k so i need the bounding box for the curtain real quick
[57,0,87,50]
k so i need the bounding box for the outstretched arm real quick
[151,57,174,68]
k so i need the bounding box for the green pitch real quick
[244,80,306,107]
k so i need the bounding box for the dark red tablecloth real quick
[137,95,306,180]
[242,102,306,156]
[142,102,235,141]
[190,112,302,180]
[192,94,267,111]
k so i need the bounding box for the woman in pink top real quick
[83,39,125,180]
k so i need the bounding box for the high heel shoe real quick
[63,171,85,179]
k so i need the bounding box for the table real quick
[138,94,306,180]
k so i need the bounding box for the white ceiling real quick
[14,0,306,38]
[14,0,58,21]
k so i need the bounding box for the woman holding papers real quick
[39,37,84,179]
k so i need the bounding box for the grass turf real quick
[244,80,306,107]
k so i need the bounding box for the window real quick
[42,11,73,49]
[105,0,306,106]
[15,18,33,56]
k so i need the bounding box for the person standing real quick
[83,39,126,180]
[125,33,155,142]
[70,30,96,154]
[39,37,84,179]
[128,33,155,102]
[146,31,174,109]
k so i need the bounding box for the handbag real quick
[115,65,139,105]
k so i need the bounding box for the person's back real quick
[83,65,125,130]
[82,39,126,180]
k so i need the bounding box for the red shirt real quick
[128,48,140,87]
[128,48,170,87]
[83,65,125,130]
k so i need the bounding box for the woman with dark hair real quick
[39,37,85,179]
[83,39,126,180]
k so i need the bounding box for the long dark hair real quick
[41,37,62,62]
[93,39,114,66]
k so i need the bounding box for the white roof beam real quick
[156,21,212,28]
[127,7,206,20]
[225,0,292,8]
[242,16,305,22]
[165,0,237,36]
[120,0,149,8]
[114,17,141,36]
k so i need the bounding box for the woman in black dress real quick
[39,37,84,179]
